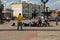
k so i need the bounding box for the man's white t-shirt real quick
[41,16,44,20]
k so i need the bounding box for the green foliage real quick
[58,11,60,17]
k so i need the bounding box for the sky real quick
[1,0,60,10]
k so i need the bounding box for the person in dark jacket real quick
[11,17,16,26]
[38,18,41,27]
[55,16,59,25]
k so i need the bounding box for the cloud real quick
[1,0,8,4]
[46,0,60,7]
[21,0,36,4]
[21,0,29,2]
[29,1,36,4]
[2,0,14,9]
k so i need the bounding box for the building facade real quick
[2,9,13,18]
[11,1,44,18]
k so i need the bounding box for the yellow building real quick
[11,1,44,17]
[11,3,22,17]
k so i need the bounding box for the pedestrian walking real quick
[55,16,59,25]
[38,17,41,27]
[40,15,46,26]
[6,16,10,22]
[17,13,23,31]
[40,15,44,20]
[11,17,16,26]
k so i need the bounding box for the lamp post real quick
[41,0,48,18]
[46,7,49,12]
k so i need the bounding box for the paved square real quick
[0,20,60,40]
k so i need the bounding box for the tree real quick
[0,0,4,15]
[32,9,37,18]
[0,0,4,24]
[42,12,52,19]
[58,11,60,17]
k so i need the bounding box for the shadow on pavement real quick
[0,29,60,31]
[0,29,17,31]
[23,29,60,31]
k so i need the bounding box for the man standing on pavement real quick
[54,11,59,26]
[17,13,23,31]
[55,16,59,25]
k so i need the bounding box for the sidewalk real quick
[0,20,60,31]
[0,20,60,40]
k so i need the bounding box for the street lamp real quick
[41,0,48,16]
[41,0,48,3]
[46,7,49,12]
